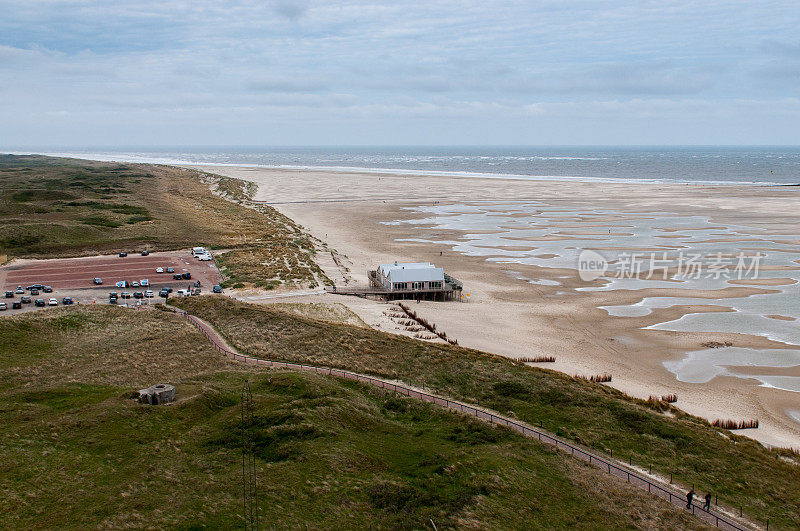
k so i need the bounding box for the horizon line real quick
[4,144,800,150]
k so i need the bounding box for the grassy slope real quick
[174,296,800,529]
[268,301,369,327]
[0,306,704,529]
[0,154,327,288]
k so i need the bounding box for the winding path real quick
[166,304,755,530]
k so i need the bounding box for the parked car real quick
[12,301,22,309]
[21,296,31,304]
[165,287,173,293]
[158,289,169,298]
[156,267,164,273]
[119,252,127,257]
[43,286,53,293]
[4,291,13,298]
[166,267,174,273]
[176,289,188,297]
[212,285,223,293]
[121,292,131,299]
[141,250,149,256]
[131,281,140,288]
[133,292,144,299]
[93,277,103,285]
[34,299,45,307]
[108,297,118,304]
[140,279,150,287]
[145,290,154,298]
[181,272,191,280]
[48,298,58,306]
[30,289,39,296]
[27,284,45,291]
[0,302,6,311]
[15,286,25,294]
[109,292,118,299]
[62,297,73,305]
[115,280,129,288]
[173,274,182,280]
[198,253,212,261]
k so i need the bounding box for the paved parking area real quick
[2,250,222,290]
[0,250,224,315]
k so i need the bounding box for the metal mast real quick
[241,380,259,530]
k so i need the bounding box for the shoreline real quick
[189,163,800,448]
[7,151,793,187]
[10,153,797,447]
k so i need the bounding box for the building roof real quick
[378,262,433,271]
[378,262,444,284]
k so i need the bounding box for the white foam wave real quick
[11,151,785,187]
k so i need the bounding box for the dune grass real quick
[0,154,329,288]
[173,295,800,530]
[212,175,257,202]
[0,306,706,529]
[267,301,368,327]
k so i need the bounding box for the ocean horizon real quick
[6,146,800,186]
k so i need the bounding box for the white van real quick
[176,289,189,297]
[198,253,213,261]
[191,247,206,257]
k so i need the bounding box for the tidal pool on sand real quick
[387,201,800,398]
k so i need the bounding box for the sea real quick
[18,146,800,186]
[12,145,800,406]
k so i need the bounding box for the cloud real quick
[0,1,799,145]
[580,62,718,95]
[0,44,47,64]
[754,39,800,84]
[246,76,331,93]
[755,62,800,82]
[271,0,309,21]
[759,39,800,58]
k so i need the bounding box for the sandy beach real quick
[192,164,800,448]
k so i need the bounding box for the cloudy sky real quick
[1,0,799,146]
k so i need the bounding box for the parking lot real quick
[0,250,224,314]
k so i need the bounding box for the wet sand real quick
[191,165,800,448]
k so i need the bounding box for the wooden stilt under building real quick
[327,268,463,301]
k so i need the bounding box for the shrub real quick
[80,215,122,228]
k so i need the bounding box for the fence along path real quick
[166,305,754,530]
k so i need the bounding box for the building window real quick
[412,281,424,290]
[429,281,442,289]
[393,282,407,290]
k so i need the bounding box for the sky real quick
[1,0,799,146]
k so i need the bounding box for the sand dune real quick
[193,164,800,448]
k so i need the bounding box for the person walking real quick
[704,493,712,511]
[686,489,695,510]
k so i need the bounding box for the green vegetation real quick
[212,203,330,289]
[0,306,703,529]
[268,301,369,326]
[65,200,150,215]
[80,214,124,228]
[4,155,795,527]
[18,383,119,412]
[0,154,328,288]
[173,296,800,530]
[213,175,258,202]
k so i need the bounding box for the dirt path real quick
[165,303,756,530]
